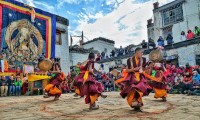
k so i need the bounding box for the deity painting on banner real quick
[0,0,56,71]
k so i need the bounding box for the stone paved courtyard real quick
[0,92,200,120]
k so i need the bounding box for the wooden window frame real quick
[56,31,62,45]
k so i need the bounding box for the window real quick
[34,80,42,88]
[56,32,62,45]
[196,55,200,65]
[162,4,183,26]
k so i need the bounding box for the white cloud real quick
[106,0,125,8]
[87,11,104,20]
[57,0,80,8]
[34,1,55,14]
[16,0,35,7]
[16,0,56,14]
[72,0,175,47]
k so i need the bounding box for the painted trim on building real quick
[153,0,185,13]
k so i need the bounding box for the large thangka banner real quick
[0,0,56,71]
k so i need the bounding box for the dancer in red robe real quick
[74,53,106,110]
[143,62,168,101]
[118,48,151,110]
[43,72,66,100]
[143,47,168,101]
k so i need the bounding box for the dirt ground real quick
[0,92,200,120]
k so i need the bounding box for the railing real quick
[96,37,200,63]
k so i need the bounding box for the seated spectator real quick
[157,36,164,47]
[185,63,193,76]
[102,73,114,92]
[175,73,183,85]
[148,37,156,48]
[8,75,16,96]
[96,73,102,82]
[102,72,111,82]
[194,26,200,37]
[95,53,101,61]
[192,71,200,86]
[118,46,124,56]
[176,66,185,75]
[1,76,8,97]
[194,65,200,74]
[166,75,173,89]
[170,73,183,94]
[166,34,174,45]
[110,49,115,57]
[181,72,193,94]
[22,78,28,95]
[191,71,200,96]
[180,31,186,41]
[141,40,147,48]
[15,76,22,96]
[186,30,195,40]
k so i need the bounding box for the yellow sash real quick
[83,71,89,84]
[130,57,140,81]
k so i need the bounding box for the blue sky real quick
[16,0,174,47]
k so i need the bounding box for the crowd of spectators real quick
[164,63,200,96]
[0,75,28,97]
[65,61,200,96]
[95,46,133,62]
[156,26,200,47]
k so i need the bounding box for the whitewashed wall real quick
[166,44,200,66]
[55,22,70,74]
[151,0,200,44]
[83,40,115,55]
[69,52,89,66]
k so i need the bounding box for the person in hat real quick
[185,63,193,76]
[142,47,169,101]
[192,71,200,86]
[73,53,107,110]
[191,71,200,96]
[43,72,66,100]
[145,62,168,101]
[194,65,200,74]
[176,65,185,75]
